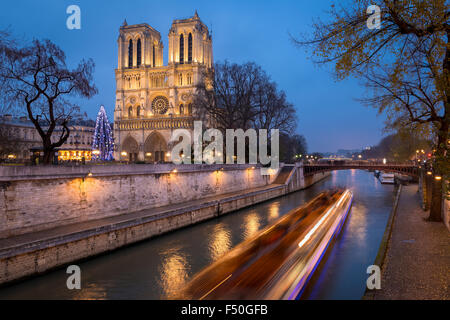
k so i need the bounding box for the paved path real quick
[372,185,450,300]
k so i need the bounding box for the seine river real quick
[0,170,395,300]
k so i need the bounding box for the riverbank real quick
[0,164,330,286]
[365,184,450,300]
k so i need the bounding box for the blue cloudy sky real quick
[0,0,387,153]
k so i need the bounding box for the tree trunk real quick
[42,149,53,165]
[429,177,443,221]
[428,121,448,222]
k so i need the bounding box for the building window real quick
[153,44,156,67]
[136,106,141,117]
[179,34,184,64]
[188,33,192,63]
[128,39,133,68]
[187,73,192,85]
[188,103,192,115]
[179,104,184,115]
[178,73,183,86]
[137,39,142,67]
[128,106,133,118]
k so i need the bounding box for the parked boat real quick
[379,172,395,184]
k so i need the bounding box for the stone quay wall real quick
[0,164,275,239]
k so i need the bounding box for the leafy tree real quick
[0,37,97,164]
[294,0,449,221]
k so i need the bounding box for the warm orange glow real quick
[427,171,432,175]
[58,150,92,161]
[435,176,442,181]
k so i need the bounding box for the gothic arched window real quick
[137,39,141,67]
[128,106,133,118]
[152,44,156,67]
[179,34,184,64]
[188,103,192,115]
[188,33,193,63]
[128,39,133,68]
[136,106,141,117]
[179,104,184,115]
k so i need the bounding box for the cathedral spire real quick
[122,19,128,26]
[194,10,199,19]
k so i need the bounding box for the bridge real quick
[303,162,419,177]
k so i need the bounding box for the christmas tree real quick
[92,105,114,161]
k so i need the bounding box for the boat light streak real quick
[298,191,349,248]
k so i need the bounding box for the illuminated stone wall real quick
[0,164,273,238]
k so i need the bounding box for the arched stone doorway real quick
[144,132,168,163]
[122,136,139,162]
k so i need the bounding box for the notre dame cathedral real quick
[113,11,213,162]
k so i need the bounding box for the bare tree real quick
[293,0,449,221]
[0,38,97,164]
[194,61,297,135]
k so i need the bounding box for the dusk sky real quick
[0,0,387,153]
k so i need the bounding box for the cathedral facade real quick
[113,12,213,162]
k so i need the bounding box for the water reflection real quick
[72,283,107,300]
[158,247,190,299]
[345,202,368,243]
[243,212,261,239]
[208,223,232,261]
[268,202,280,221]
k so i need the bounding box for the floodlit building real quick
[51,120,96,162]
[113,11,214,162]
[0,114,96,163]
[0,115,41,161]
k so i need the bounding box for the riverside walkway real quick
[367,185,450,300]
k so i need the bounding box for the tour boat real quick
[176,189,354,300]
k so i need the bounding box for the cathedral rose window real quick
[152,96,169,115]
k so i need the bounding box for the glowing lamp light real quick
[92,150,100,156]
[146,152,152,157]
[87,172,93,177]
[434,176,442,181]
[427,171,432,175]
[121,151,127,157]
[166,152,171,157]
[383,158,387,164]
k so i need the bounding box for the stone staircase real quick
[273,166,294,185]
